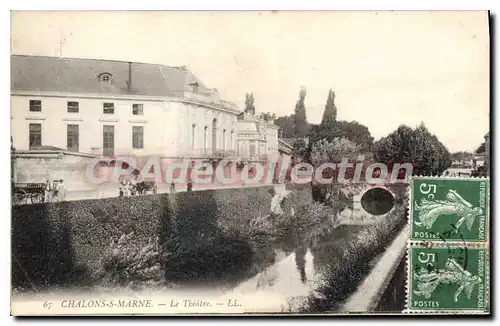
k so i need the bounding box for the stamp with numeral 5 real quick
[407,244,489,312]
[410,177,489,242]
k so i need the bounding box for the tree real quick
[309,137,359,211]
[309,120,374,152]
[244,93,256,115]
[451,151,474,166]
[275,115,295,138]
[374,124,452,176]
[310,137,358,167]
[320,89,337,128]
[259,112,276,122]
[292,138,310,163]
[293,87,309,137]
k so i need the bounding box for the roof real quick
[278,138,293,149]
[281,137,309,149]
[278,139,293,155]
[11,55,213,99]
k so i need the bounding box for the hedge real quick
[12,185,313,290]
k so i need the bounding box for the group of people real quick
[44,179,66,202]
[119,178,137,197]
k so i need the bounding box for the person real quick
[50,180,60,202]
[119,178,126,197]
[44,179,52,203]
[123,179,130,197]
[57,179,66,201]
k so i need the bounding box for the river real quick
[169,197,405,313]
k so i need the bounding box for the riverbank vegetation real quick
[294,201,408,312]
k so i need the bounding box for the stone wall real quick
[13,151,94,191]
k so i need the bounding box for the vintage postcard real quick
[10,11,490,316]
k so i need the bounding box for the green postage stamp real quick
[407,244,489,312]
[410,177,490,242]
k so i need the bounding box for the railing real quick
[179,148,238,159]
[177,149,269,162]
[182,91,240,112]
[238,154,268,162]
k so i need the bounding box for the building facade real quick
[236,112,279,162]
[11,55,281,190]
[11,55,240,160]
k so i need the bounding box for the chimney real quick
[128,62,132,93]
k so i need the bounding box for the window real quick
[29,123,42,149]
[67,124,79,152]
[132,104,143,115]
[29,100,42,112]
[99,73,112,82]
[249,142,256,157]
[212,119,217,154]
[103,102,114,114]
[190,82,199,93]
[67,101,79,113]
[223,129,226,151]
[192,124,196,150]
[231,131,234,147]
[204,126,208,155]
[103,125,114,157]
[132,126,144,149]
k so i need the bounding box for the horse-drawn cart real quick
[12,182,46,205]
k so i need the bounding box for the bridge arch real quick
[360,186,395,216]
[359,185,396,200]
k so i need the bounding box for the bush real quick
[298,201,408,312]
[93,232,172,290]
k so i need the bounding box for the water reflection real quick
[295,245,307,283]
[224,199,402,313]
[172,190,401,312]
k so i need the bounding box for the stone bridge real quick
[337,182,408,226]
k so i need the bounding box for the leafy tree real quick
[275,115,295,138]
[374,124,451,176]
[310,137,358,167]
[244,93,256,115]
[309,137,359,210]
[259,112,276,122]
[320,89,337,128]
[451,151,474,166]
[292,138,310,163]
[310,120,374,152]
[293,88,309,137]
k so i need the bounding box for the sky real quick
[10,11,490,152]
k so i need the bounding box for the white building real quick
[11,55,240,160]
[11,55,281,190]
[236,112,279,162]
